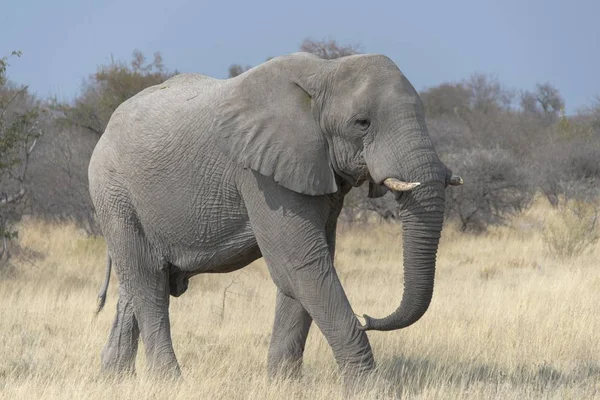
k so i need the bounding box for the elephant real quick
[89,52,463,380]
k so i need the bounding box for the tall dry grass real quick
[1,198,599,399]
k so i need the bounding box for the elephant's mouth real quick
[340,163,370,187]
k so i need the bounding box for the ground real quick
[0,198,599,399]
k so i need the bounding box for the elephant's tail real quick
[95,252,112,315]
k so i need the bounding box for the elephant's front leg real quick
[242,173,375,378]
[268,200,342,380]
[268,290,312,378]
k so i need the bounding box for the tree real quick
[226,39,359,79]
[54,50,175,137]
[299,38,360,59]
[535,83,564,119]
[519,90,539,115]
[25,123,99,233]
[0,52,43,261]
[420,82,471,118]
[465,73,514,114]
[520,82,564,123]
[577,94,600,133]
[228,64,252,78]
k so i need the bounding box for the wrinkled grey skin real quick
[89,52,451,379]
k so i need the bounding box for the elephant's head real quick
[217,52,462,331]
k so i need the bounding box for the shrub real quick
[535,137,600,207]
[0,51,44,262]
[444,149,534,232]
[543,200,599,258]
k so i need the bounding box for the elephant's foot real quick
[101,345,138,377]
[146,357,182,379]
[267,356,304,380]
[340,364,379,397]
[99,360,136,381]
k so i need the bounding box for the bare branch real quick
[0,187,25,208]
[0,85,28,121]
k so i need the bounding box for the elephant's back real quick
[112,73,221,123]
[88,73,226,206]
[98,73,223,160]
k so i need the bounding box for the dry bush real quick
[26,124,98,233]
[534,137,600,207]
[444,149,534,232]
[543,200,599,258]
[0,52,45,261]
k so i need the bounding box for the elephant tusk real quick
[383,178,421,192]
[447,175,464,186]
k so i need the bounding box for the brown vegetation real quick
[1,198,598,399]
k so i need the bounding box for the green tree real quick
[55,50,175,137]
[0,52,43,261]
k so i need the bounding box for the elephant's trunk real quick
[361,118,446,331]
[361,183,445,331]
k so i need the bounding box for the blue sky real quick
[1,0,598,113]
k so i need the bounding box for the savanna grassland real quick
[1,199,599,399]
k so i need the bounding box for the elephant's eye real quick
[355,118,371,130]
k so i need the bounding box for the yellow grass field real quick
[1,199,599,399]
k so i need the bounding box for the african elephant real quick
[89,52,463,379]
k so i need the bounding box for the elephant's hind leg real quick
[130,265,181,377]
[100,212,181,377]
[101,290,140,375]
[268,290,312,379]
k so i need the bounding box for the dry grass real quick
[1,198,599,399]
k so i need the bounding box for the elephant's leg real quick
[101,289,140,374]
[291,261,375,377]
[102,219,181,377]
[267,191,340,379]
[130,265,180,377]
[242,173,375,378]
[268,290,312,378]
[265,196,340,379]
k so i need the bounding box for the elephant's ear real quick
[368,182,389,198]
[215,56,338,196]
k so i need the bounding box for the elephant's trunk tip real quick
[357,314,374,331]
